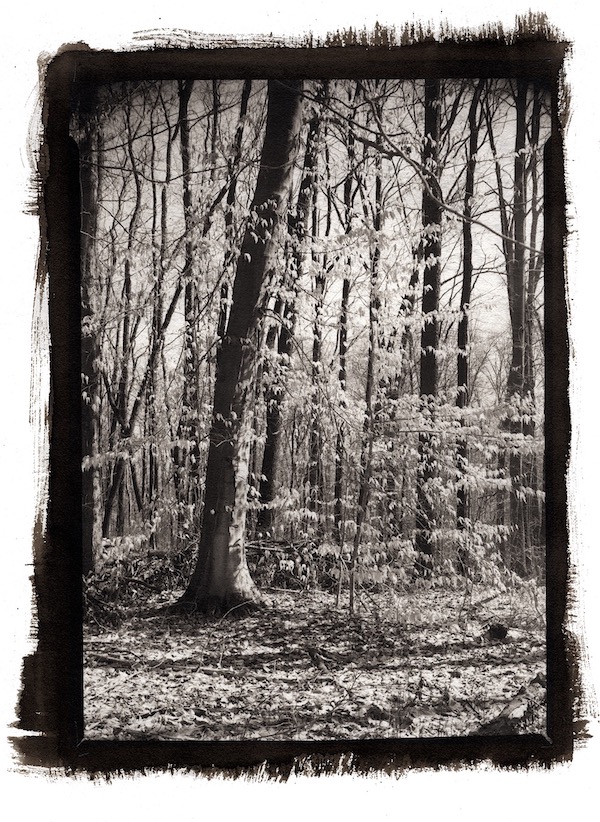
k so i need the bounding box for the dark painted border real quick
[16,39,572,774]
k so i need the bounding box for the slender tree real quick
[456,80,484,572]
[415,79,442,574]
[306,86,329,533]
[217,80,253,338]
[80,103,103,574]
[484,79,545,573]
[256,297,293,535]
[522,86,545,561]
[102,100,144,538]
[146,85,176,549]
[349,136,382,613]
[173,80,201,535]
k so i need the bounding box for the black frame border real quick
[16,38,573,775]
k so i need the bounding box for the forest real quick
[76,76,550,740]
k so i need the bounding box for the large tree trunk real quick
[175,79,303,614]
[415,79,442,575]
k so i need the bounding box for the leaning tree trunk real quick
[415,79,442,576]
[175,79,303,614]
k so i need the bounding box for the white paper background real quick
[1,1,598,815]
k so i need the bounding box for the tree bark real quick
[415,79,442,575]
[80,116,103,574]
[146,90,174,548]
[175,79,303,614]
[350,108,383,614]
[257,298,293,535]
[456,80,483,573]
[256,103,320,535]
[506,80,529,574]
[173,80,202,535]
[334,277,350,539]
[217,80,252,340]
[523,87,544,559]
[102,101,143,538]
[305,97,328,534]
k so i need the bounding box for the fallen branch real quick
[87,653,135,668]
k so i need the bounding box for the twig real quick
[87,653,135,668]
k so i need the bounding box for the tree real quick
[173,80,201,535]
[415,79,442,574]
[349,110,383,614]
[255,95,321,536]
[256,297,293,535]
[333,84,360,547]
[483,79,546,574]
[77,76,550,609]
[456,79,484,573]
[101,95,144,538]
[80,97,103,574]
[174,79,304,614]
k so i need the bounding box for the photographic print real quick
[18,31,573,772]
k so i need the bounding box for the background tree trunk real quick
[257,298,293,535]
[506,79,529,575]
[257,107,320,535]
[456,80,483,573]
[80,116,103,574]
[415,79,442,575]
[173,80,201,538]
[349,146,381,614]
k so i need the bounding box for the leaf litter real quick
[84,587,546,741]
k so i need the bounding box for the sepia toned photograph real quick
[76,70,552,742]
[12,27,576,776]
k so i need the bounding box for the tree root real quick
[162,593,266,618]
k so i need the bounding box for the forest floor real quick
[84,586,547,741]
